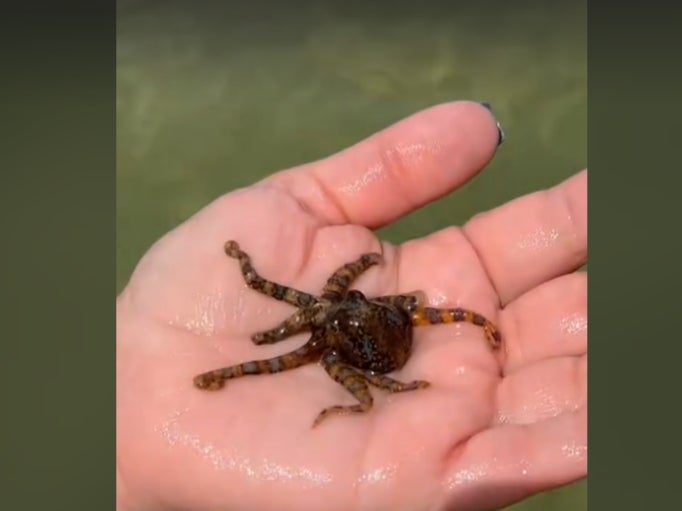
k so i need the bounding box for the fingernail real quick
[479,101,506,147]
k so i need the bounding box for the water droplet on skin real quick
[559,313,587,336]
[446,462,490,488]
[561,442,587,460]
[356,464,397,486]
[154,410,334,486]
[339,162,386,196]
[517,227,560,252]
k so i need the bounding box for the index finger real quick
[263,101,503,229]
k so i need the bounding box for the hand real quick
[117,101,587,511]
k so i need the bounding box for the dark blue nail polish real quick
[497,123,506,146]
[479,101,505,147]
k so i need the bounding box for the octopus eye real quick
[347,290,366,300]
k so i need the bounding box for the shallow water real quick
[117,1,586,508]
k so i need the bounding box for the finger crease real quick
[555,183,587,265]
[460,222,503,309]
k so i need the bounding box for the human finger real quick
[463,170,587,305]
[437,406,587,511]
[495,355,587,425]
[264,101,502,228]
[499,272,587,373]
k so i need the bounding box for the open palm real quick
[117,102,587,511]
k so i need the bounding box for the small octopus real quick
[194,240,502,427]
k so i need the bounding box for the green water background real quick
[116,1,586,508]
